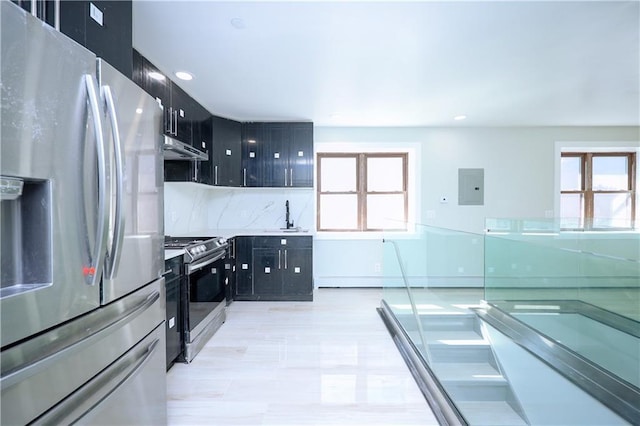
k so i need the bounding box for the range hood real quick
[163,136,208,161]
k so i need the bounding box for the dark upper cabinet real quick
[59,1,133,78]
[132,50,216,183]
[132,49,202,148]
[211,116,242,187]
[241,122,261,187]
[15,0,133,78]
[289,123,314,187]
[165,102,212,184]
[241,122,314,188]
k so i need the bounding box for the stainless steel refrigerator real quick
[0,2,167,424]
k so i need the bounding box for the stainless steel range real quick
[165,236,229,362]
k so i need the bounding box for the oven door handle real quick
[186,251,226,275]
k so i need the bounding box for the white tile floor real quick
[166,288,439,425]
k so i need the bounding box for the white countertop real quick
[164,230,313,261]
[164,249,184,261]
[167,228,313,239]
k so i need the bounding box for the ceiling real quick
[132,1,640,127]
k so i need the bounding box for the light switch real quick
[265,267,271,274]
[294,267,301,273]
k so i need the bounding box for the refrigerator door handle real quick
[84,74,109,287]
[0,291,160,390]
[32,338,161,425]
[102,85,125,279]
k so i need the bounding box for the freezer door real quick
[0,279,165,425]
[97,59,165,304]
[34,323,167,426]
[0,2,105,347]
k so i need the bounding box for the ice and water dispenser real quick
[0,176,52,297]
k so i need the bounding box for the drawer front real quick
[252,235,312,249]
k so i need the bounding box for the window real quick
[560,152,636,229]
[317,153,408,231]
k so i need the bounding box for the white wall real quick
[163,126,639,287]
[314,126,639,287]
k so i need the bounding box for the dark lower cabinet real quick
[164,256,183,370]
[234,236,254,298]
[234,235,313,301]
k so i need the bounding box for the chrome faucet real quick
[285,200,294,229]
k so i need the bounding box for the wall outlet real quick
[374,263,381,273]
[426,210,436,219]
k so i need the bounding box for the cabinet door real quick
[169,83,193,145]
[84,1,133,78]
[253,248,282,297]
[289,122,314,188]
[241,123,261,187]
[262,123,289,187]
[234,237,253,297]
[198,116,213,185]
[282,248,312,297]
[212,116,242,187]
[59,1,133,78]
[133,53,170,115]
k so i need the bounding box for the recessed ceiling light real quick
[454,115,467,121]
[135,108,143,114]
[230,18,245,29]
[175,71,193,81]
[148,71,165,81]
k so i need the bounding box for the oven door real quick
[185,252,226,344]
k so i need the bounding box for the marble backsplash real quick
[164,182,314,235]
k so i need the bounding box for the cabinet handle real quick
[278,250,282,269]
[54,0,60,30]
[243,168,247,186]
[290,169,293,187]
[173,110,178,136]
[284,249,288,269]
[214,165,218,185]
[284,168,287,186]
[194,161,199,182]
[166,107,173,134]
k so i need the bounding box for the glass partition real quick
[484,217,640,321]
[380,219,639,425]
